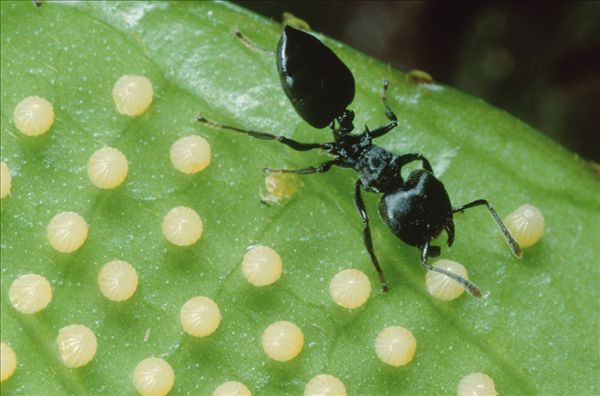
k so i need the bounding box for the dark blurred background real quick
[236,1,600,162]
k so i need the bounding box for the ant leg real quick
[232,27,275,54]
[453,199,523,258]
[396,153,433,173]
[354,179,389,292]
[264,159,338,175]
[369,81,398,139]
[197,115,323,152]
[421,241,482,297]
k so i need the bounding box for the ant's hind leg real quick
[453,199,522,258]
[232,27,275,54]
[354,180,389,292]
[420,241,482,297]
[264,159,339,175]
[197,115,323,152]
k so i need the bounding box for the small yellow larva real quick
[98,260,138,302]
[375,325,416,367]
[1,161,11,199]
[161,206,203,247]
[504,204,544,248]
[112,74,153,116]
[241,245,283,287]
[13,96,54,136]
[133,357,175,396]
[304,374,347,396]
[261,172,299,203]
[180,296,221,337]
[457,372,497,396]
[262,321,304,362]
[9,273,52,314]
[212,381,252,396]
[329,268,371,309]
[0,342,17,382]
[425,259,468,301]
[46,211,88,253]
[56,324,97,368]
[87,147,128,189]
[170,135,211,174]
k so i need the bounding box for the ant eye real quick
[425,259,469,301]
[13,96,54,136]
[504,204,544,248]
[213,381,251,396]
[305,374,347,396]
[457,372,497,396]
[329,269,371,309]
[56,325,97,368]
[262,321,304,362]
[133,357,175,396]
[374,325,416,367]
[112,75,153,116]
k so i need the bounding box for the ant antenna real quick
[232,27,275,55]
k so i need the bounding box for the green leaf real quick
[1,2,598,395]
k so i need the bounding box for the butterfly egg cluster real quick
[170,135,211,174]
[262,321,304,362]
[9,273,52,314]
[56,324,97,368]
[1,161,11,199]
[162,206,203,247]
[133,357,175,396]
[504,204,544,248]
[180,296,221,337]
[98,260,138,302]
[213,381,252,396]
[261,172,299,203]
[112,75,153,116]
[457,372,497,396]
[1,342,17,382]
[241,245,283,287]
[425,260,468,301]
[87,147,128,189]
[13,96,54,136]
[304,374,347,396]
[46,211,88,253]
[375,325,416,367]
[329,268,371,309]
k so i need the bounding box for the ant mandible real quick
[198,26,522,297]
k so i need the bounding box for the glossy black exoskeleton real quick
[198,26,522,297]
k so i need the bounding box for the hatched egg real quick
[13,96,54,136]
[304,374,347,396]
[1,161,11,199]
[98,260,138,302]
[426,259,468,301]
[262,321,304,362]
[213,381,252,396]
[112,74,153,116]
[375,325,416,367]
[1,342,17,382]
[457,372,497,396]
[47,211,88,253]
[180,296,221,337]
[329,268,371,309]
[504,204,544,248]
[9,273,52,314]
[133,357,175,396]
[261,172,299,203]
[241,245,283,287]
[162,206,203,246]
[170,135,211,174]
[56,325,97,368]
[87,147,128,189]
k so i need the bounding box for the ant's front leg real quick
[370,81,398,139]
[264,159,339,175]
[354,179,389,292]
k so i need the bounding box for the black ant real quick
[197,26,522,297]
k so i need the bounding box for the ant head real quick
[337,110,355,134]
